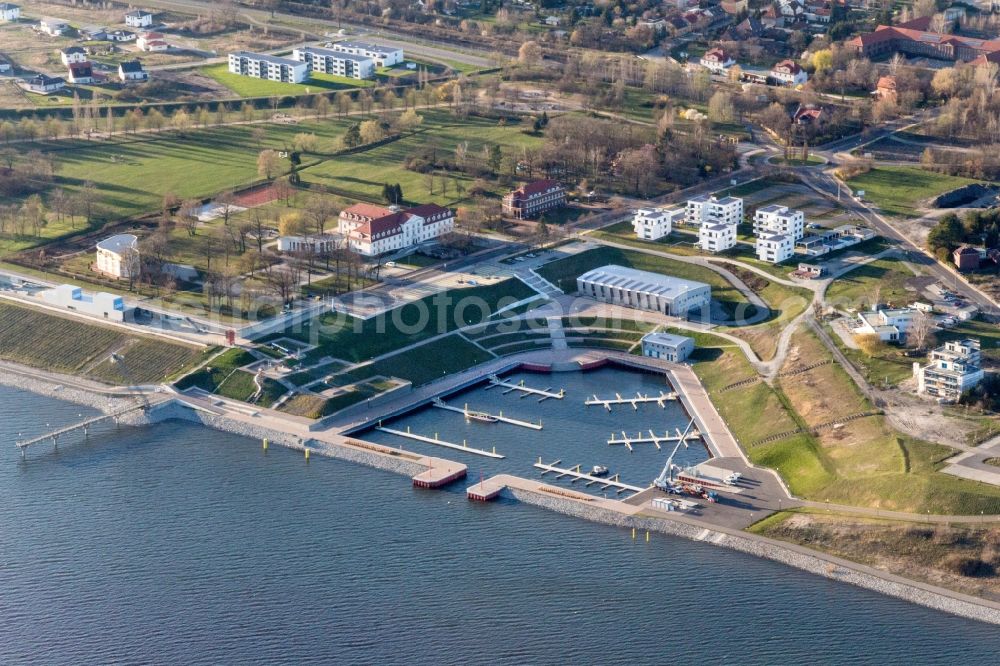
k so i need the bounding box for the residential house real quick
[124,9,154,28]
[953,245,981,271]
[543,15,561,27]
[685,194,743,226]
[293,46,375,80]
[754,204,805,240]
[59,46,87,66]
[699,223,737,253]
[228,51,308,83]
[22,74,65,93]
[0,3,19,22]
[337,202,454,256]
[95,234,139,279]
[39,17,69,36]
[793,104,822,124]
[328,40,404,67]
[118,59,147,81]
[852,307,916,343]
[873,75,897,103]
[632,207,683,240]
[916,338,985,401]
[641,332,695,362]
[502,180,566,219]
[771,59,808,85]
[0,59,10,74]
[700,47,735,74]
[67,61,94,83]
[756,233,795,263]
[137,31,169,51]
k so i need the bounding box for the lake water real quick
[2,385,1000,665]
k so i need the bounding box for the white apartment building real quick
[699,223,737,253]
[754,204,805,241]
[329,40,404,67]
[95,234,140,279]
[756,233,794,263]
[338,203,454,256]
[916,338,985,402]
[853,307,916,343]
[124,9,153,28]
[228,51,308,84]
[685,194,743,227]
[0,4,20,22]
[632,207,683,241]
[293,46,375,80]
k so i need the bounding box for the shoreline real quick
[3,365,999,626]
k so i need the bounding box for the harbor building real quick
[42,284,130,321]
[756,233,794,263]
[916,338,985,401]
[640,332,695,362]
[685,194,743,227]
[292,46,375,80]
[632,207,683,240]
[228,51,308,84]
[576,264,711,317]
[754,204,805,241]
[699,222,737,253]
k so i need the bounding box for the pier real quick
[486,374,565,401]
[376,426,505,459]
[608,428,702,451]
[15,404,145,457]
[431,398,543,430]
[585,391,677,411]
[534,458,644,495]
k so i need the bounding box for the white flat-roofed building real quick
[576,264,711,317]
[916,338,985,401]
[95,233,139,279]
[756,233,794,263]
[0,3,20,22]
[228,51,308,83]
[641,331,695,362]
[39,17,69,36]
[42,284,129,321]
[685,194,743,226]
[329,40,403,67]
[124,9,153,28]
[293,46,375,79]
[853,307,916,343]
[754,204,805,240]
[632,207,683,240]
[699,222,737,253]
[277,233,342,254]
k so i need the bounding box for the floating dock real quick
[608,428,702,451]
[533,458,644,495]
[585,391,677,411]
[486,374,565,401]
[431,399,543,430]
[376,426,505,459]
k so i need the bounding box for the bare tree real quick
[908,311,935,351]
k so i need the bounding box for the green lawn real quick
[372,333,493,386]
[825,255,917,311]
[201,64,373,98]
[845,167,983,218]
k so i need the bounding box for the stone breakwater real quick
[508,487,1000,626]
[0,369,138,416]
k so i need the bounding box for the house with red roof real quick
[502,180,567,220]
[849,17,1000,64]
[337,202,454,256]
[700,47,735,74]
[771,59,808,86]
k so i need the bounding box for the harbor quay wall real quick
[0,368,142,416]
[507,487,1000,627]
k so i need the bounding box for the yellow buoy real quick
[304,448,310,462]
[262,438,268,451]
[645,531,650,543]
[631,527,636,540]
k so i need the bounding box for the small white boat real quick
[591,465,609,477]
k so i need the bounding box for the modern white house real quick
[328,40,404,67]
[853,307,916,343]
[916,338,985,401]
[277,233,342,254]
[699,222,737,253]
[42,284,129,322]
[685,194,743,227]
[576,265,711,317]
[756,233,794,263]
[771,59,808,86]
[228,51,308,83]
[124,9,154,28]
[337,203,454,256]
[118,59,147,81]
[632,207,683,241]
[641,331,695,362]
[39,17,69,36]
[754,204,805,241]
[59,46,87,66]
[292,46,375,80]
[136,31,169,51]
[0,3,21,22]
[700,47,735,74]
[95,234,140,280]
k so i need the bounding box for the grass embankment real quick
[201,64,374,97]
[722,266,811,361]
[844,167,982,218]
[0,301,204,383]
[174,348,284,407]
[535,246,757,320]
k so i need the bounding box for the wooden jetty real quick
[585,391,677,411]
[533,458,644,495]
[486,374,564,401]
[431,398,543,430]
[608,428,702,451]
[15,404,144,457]
[376,426,505,459]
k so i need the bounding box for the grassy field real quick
[201,64,374,98]
[0,301,204,383]
[371,333,494,386]
[173,347,284,407]
[723,266,811,361]
[845,167,982,218]
[825,255,918,311]
[535,246,756,319]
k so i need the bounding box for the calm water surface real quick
[1,386,999,665]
